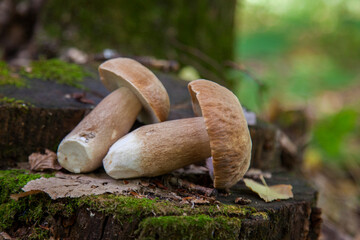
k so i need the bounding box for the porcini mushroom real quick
[103,79,252,190]
[57,58,170,173]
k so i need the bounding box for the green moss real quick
[137,215,242,240]
[251,212,269,220]
[22,59,90,88]
[0,170,256,237]
[0,169,52,204]
[0,97,35,109]
[206,204,255,217]
[28,227,51,240]
[0,61,27,87]
[76,194,183,222]
[0,170,54,230]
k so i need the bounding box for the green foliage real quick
[237,0,360,168]
[312,109,359,162]
[264,56,355,103]
[237,0,360,106]
[0,61,27,87]
[238,30,290,59]
[227,69,267,112]
[23,59,90,88]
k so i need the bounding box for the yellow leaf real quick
[243,178,293,202]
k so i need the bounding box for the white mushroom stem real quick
[57,87,142,173]
[103,117,211,179]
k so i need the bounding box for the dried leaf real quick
[22,172,141,199]
[183,197,193,200]
[69,92,95,105]
[28,149,62,171]
[130,191,140,197]
[243,178,293,202]
[234,197,252,205]
[191,198,210,205]
[140,180,150,187]
[152,180,167,190]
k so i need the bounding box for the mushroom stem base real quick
[57,87,142,173]
[104,117,211,178]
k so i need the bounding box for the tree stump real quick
[0,169,321,240]
[0,61,320,239]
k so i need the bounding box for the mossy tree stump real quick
[0,170,321,240]
[0,61,321,239]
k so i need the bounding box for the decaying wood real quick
[3,171,320,240]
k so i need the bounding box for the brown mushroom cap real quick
[99,58,170,123]
[188,79,252,189]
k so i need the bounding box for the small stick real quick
[167,176,216,197]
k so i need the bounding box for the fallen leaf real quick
[243,178,293,202]
[28,149,62,171]
[130,191,140,197]
[22,172,141,199]
[183,197,193,200]
[140,180,150,187]
[191,198,210,205]
[152,180,167,190]
[70,92,95,105]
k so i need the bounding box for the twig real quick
[178,54,227,86]
[170,38,224,74]
[225,61,265,88]
[167,176,216,197]
[276,130,298,156]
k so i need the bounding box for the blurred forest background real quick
[236,0,360,238]
[0,0,359,238]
